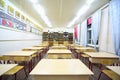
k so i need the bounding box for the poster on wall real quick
[0,10,26,31]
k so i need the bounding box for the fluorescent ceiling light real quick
[77,5,89,17]
[67,0,95,27]
[67,17,78,27]
[67,5,89,27]
[29,0,38,3]
[34,5,45,16]
[34,4,52,27]
[87,0,94,5]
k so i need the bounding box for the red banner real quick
[74,25,78,39]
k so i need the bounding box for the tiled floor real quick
[1,52,110,80]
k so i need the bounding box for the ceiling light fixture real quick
[67,5,89,27]
[29,0,52,27]
[87,0,94,5]
[34,4,52,27]
[29,0,38,3]
[67,0,95,27]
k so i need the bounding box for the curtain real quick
[91,10,101,50]
[80,20,87,47]
[77,24,81,44]
[99,6,115,53]
[109,0,120,56]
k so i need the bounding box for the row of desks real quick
[0,46,48,74]
[1,44,120,80]
[0,44,49,79]
[69,44,120,79]
[29,45,93,80]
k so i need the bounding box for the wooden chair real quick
[4,66,27,80]
[98,61,120,80]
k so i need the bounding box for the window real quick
[87,19,99,46]
[87,24,92,44]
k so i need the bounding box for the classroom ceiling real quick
[10,0,109,29]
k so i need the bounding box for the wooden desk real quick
[51,46,67,49]
[84,52,119,70]
[75,47,94,51]
[22,47,44,51]
[74,47,95,58]
[0,64,17,76]
[107,66,120,76]
[47,49,72,59]
[3,51,36,61]
[33,45,48,47]
[22,47,45,59]
[3,51,36,72]
[30,59,93,80]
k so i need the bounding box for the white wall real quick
[0,26,42,55]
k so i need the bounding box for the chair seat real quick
[4,66,24,75]
[102,70,120,80]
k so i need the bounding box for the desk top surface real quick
[107,66,120,75]
[51,46,67,49]
[75,47,94,50]
[3,51,36,56]
[30,59,93,75]
[47,49,72,54]
[0,64,17,76]
[23,47,44,50]
[84,52,119,58]
[33,45,48,47]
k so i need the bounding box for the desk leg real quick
[99,64,103,70]
[28,60,32,73]
[76,53,78,59]
[39,52,41,60]
[89,61,92,71]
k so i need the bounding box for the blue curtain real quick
[80,20,87,47]
[91,10,101,50]
[109,0,120,56]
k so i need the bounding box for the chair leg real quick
[98,71,103,80]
